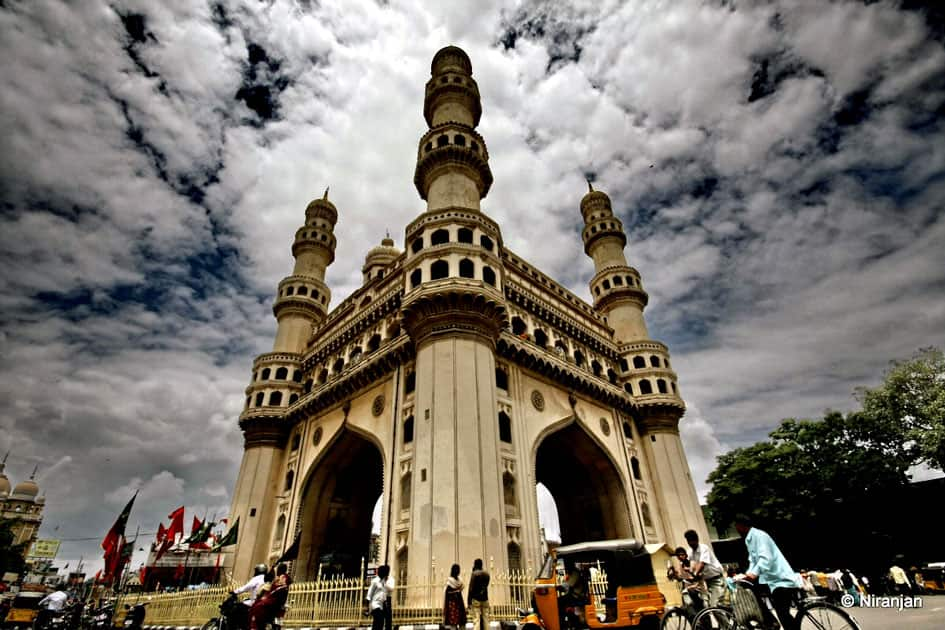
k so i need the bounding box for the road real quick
[839,595,945,629]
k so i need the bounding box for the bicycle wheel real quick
[797,602,860,630]
[692,607,737,630]
[660,606,692,630]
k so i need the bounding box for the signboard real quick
[28,539,60,559]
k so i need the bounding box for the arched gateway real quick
[225,46,709,589]
[295,429,383,579]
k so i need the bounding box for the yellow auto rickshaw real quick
[919,563,945,594]
[2,590,44,628]
[521,539,666,630]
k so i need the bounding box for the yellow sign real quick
[28,539,60,558]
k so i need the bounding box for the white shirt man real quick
[684,530,725,606]
[234,572,267,606]
[39,590,69,611]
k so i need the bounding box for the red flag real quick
[155,506,185,562]
[139,565,148,586]
[190,516,202,536]
[155,523,166,549]
[173,562,185,581]
[101,492,137,558]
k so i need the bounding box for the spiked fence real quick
[117,565,543,628]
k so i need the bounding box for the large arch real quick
[295,429,384,579]
[534,420,632,543]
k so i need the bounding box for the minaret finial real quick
[0,451,7,472]
[587,179,594,192]
[323,187,329,200]
[30,464,38,479]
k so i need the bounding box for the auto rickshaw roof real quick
[555,538,645,557]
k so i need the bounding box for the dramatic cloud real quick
[1,0,942,571]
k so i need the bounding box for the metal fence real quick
[118,565,544,628]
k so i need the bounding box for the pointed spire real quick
[30,464,38,479]
[0,451,7,473]
[323,187,329,200]
[587,179,594,192]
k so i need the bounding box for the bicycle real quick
[660,581,737,630]
[729,578,861,630]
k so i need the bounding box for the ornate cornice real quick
[401,282,507,349]
[288,335,414,422]
[633,403,685,434]
[240,415,290,449]
[423,76,482,127]
[504,281,619,359]
[302,287,403,369]
[496,333,635,414]
[406,207,502,241]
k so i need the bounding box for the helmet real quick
[254,563,268,576]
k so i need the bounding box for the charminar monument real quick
[226,46,708,585]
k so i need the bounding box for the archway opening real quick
[535,421,632,544]
[296,429,384,579]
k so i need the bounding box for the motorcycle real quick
[200,593,248,630]
[199,593,287,630]
[84,603,115,629]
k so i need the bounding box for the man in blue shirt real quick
[734,515,801,630]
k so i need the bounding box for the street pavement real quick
[838,595,945,629]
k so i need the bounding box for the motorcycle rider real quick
[227,563,269,628]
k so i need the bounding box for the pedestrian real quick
[667,547,705,615]
[467,558,490,630]
[733,515,802,630]
[889,564,910,595]
[684,529,725,607]
[366,565,392,630]
[443,563,467,630]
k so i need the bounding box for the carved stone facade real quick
[226,46,708,587]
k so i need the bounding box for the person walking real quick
[684,529,725,607]
[734,515,802,630]
[467,558,490,630]
[443,563,467,630]
[889,564,910,595]
[367,565,391,630]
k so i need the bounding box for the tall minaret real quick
[229,192,338,579]
[400,46,508,589]
[581,184,708,543]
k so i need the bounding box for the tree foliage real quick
[857,347,945,472]
[705,347,945,571]
[706,411,912,570]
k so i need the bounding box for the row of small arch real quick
[409,259,497,288]
[585,220,621,236]
[593,274,640,296]
[509,317,621,383]
[623,378,676,396]
[423,133,481,154]
[411,227,495,254]
[277,284,329,304]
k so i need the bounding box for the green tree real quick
[857,347,945,472]
[706,411,912,570]
[0,519,27,576]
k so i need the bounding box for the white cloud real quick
[1,0,941,572]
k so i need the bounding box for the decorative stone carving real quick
[531,390,545,411]
[372,394,385,417]
[600,417,611,436]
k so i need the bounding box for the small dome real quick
[363,236,401,272]
[580,182,613,220]
[12,478,39,500]
[304,189,338,225]
[432,45,472,76]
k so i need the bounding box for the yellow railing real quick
[118,568,541,628]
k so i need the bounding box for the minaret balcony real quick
[414,126,493,200]
[423,73,482,127]
[582,221,627,255]
[292,227,337,261]
[593,283,649,311]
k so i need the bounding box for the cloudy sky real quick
[1,0,943,574]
